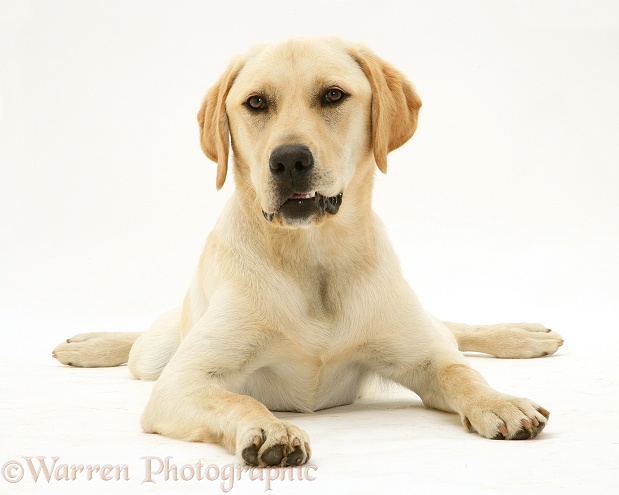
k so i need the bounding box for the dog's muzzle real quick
[262,144,343,224]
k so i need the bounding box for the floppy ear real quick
[197,58,244,189]
[349,46,422,173]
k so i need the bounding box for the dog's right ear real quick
[197,58,244,190]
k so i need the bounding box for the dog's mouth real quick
[262,191,343,223]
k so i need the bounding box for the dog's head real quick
[197,38,421,228]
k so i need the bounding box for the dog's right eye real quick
[246,96,267,111]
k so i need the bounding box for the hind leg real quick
[128,308,181,381]
[53,332,141,367]
[443,321,564,358]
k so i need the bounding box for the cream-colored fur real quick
[53,37,563,466]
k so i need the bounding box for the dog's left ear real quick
[349,46,422,173]
[197,57,244,189]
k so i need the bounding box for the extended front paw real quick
[461,394,549,440]
[238,421,311,466]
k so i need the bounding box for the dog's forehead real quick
[230,38,369,97]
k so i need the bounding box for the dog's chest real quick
[241,352,371,412]
[286,263,339,318]
[239,256,381,411]
[247,304,377,412]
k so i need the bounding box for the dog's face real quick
[198,38,422,228]
[227,38,372,227]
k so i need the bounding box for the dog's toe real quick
[241,435,263,466]
[285,444,305,466]
[262,444,285,466]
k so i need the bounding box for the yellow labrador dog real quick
[53,37,563,467]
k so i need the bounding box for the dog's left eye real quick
[323,88,346,104]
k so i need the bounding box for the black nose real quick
[269,145,314,181]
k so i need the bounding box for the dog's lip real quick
[262,191,343,221]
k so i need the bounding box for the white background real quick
[1,1,618,494]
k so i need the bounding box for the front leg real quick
[141,293,311,466]
[373,314,550,440]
